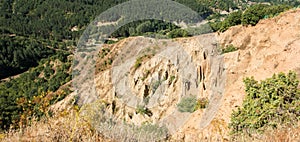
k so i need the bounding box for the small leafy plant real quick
[221,44,238,54]
[133,55,151,70]
[136,105,152,116]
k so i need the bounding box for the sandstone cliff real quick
[82,9,300,141]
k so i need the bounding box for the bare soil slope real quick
[172,9,300,141]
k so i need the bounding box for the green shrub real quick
[134,57,143,69]
[241,4,268,26]
[229,71,300,136]
[136,105,152,116]
[167,29,190,38]
[138,123,168,140]
[219,11,242,32]
[221,44,238,54]
[134,54,152,70]
[105,40,118,44]
[177,96,197,113]
[209,21,222,32]
[263,5,291,18]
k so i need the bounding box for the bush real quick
[134,57,142,69]
[221,44,238,54]
[133,55,151,70]
[138,123,168,140]
[167,29,190,38]
[104,40,118,44]
[195,97,209,109]
[241,4,269,26]
[177,96,197,113]
[264,5,291,18]
[229,71,300,136]
[219,11,242,32]
[209,21,222,32]
[136,105,152,116]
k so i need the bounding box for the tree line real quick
[210,4,293,32]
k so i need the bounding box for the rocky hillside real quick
[2,8,300,142]
[80,8,300,141]
[171,8,300,141]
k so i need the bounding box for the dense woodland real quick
[0,35,56,78]
[109,19,193,39]
[0,53,72,130]
[0,0,299,132]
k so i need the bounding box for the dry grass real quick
[79,101,169,142]
[1,105,300,142]
[1,101,168,142]
[1,107,111,142]
[262,126,300,142]
[232,123,300,142]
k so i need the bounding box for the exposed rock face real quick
[91,34,226,135]
[74,9,300,141]
[171,9,300,141]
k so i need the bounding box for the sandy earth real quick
[171,9,300,141]
[47,9,300,142]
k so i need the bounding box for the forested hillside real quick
[1,0,298,78]
[0,0,299,133]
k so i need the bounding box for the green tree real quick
[167,29,189,38]
[136,21,153,34]
[219,10,242,32]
